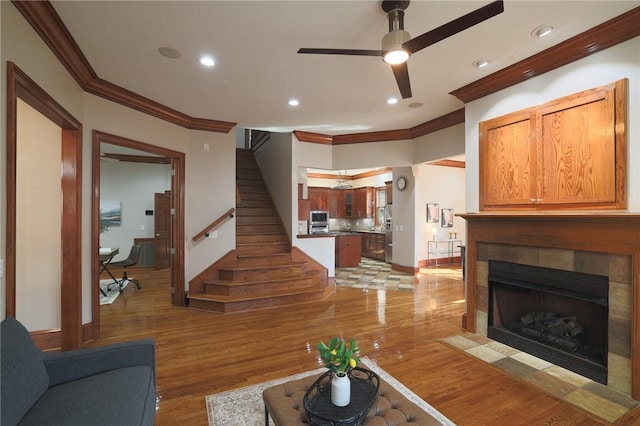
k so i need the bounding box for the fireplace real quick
[459,212,639,400]
[488,260,608,383]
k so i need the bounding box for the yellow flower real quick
[330,349,337,356]
[349,358,356,368]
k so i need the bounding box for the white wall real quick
[465,37,640,212]
[254,132,294,239]
[414,164,466,263]
[413,123,465,163]
[333,140,413,169]
[99,160,171,261]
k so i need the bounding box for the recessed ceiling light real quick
[531,24,555,38]
[158,47,181,59]
[199,55,215,67]
[408,102,423,109]
[387,97,398,105]
[473,59,490,68]
[288,99,299,106]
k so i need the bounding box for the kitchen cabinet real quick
[360,232,386,262]
[308,187,330,211]
[479,79,627,210]
[329,189,353,218]
[354,187,374,218]
[335,234,361,267]
[385,181,393,205]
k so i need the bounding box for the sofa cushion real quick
[18,365,155,426]
[1,317,50,426]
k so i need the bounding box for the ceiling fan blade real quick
[391,62,412,99]
[403,0,504,54]
[298,48,383,57]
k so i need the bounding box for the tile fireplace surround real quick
[459,212,639,401]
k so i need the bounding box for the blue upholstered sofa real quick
[1,317,156,426]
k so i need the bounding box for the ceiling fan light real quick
[383,49,409,65]
[382,29,411,64]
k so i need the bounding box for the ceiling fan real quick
[298,0,504,99]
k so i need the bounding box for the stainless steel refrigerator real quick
[385,205,393,263]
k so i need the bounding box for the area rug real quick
[99,279,129,305]
[206,356,455,426]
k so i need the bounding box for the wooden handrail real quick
[192,208,236,241]
[250,130,270,151]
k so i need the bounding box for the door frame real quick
[91,130,185,338]
[5,62,83,350]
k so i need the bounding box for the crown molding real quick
[450,6,640,103]
[11,0,236,133]
[294,108,465,145]
[293,131,333,144]
[14,1,639,138]
[429,159,465,169]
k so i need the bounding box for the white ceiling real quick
[52,1,638,135]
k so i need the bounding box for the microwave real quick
[310,211,329,224]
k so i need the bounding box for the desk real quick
[427,239,461,267]
[99,247,119,296]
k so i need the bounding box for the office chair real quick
[109,245,142,293]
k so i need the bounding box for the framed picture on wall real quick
[100,200,122,226]
[441,208,454,228]
[426,203,439,223]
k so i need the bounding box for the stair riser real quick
[236,254,293,267]
[236,192,272,201]
[236,217,281,226]
[237,185,268,194]
[236,178,266,186]
[237,199,274,208]
[236,208,277,217]
[205,278,320,297]
[190,290,330,313]
[236,234,288,244]
[236,244,290,255]
[218,264,306,281]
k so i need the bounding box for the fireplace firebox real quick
[488,260,608,384]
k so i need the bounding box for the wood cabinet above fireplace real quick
[479,79,627,211]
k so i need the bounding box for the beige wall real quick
[1,3,237,325]
[16,100,62,330]
[465,37,640,212]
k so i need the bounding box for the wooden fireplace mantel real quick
[459,211,640,399]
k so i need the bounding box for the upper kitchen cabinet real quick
[354,187,374,218]
[308,187,330,211]
[385,181,393,205]
[329,189,353,218]
[479,79,627,211]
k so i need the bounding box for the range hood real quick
[332,171,352,189]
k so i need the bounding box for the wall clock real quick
[396,176,407,191]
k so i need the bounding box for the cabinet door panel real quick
[541,93,616,204]
[480,117,534,207]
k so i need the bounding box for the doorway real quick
[6,63,82,350]
[91,131,185,339]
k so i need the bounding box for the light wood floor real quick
[93,265,638,425]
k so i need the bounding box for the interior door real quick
[154,191,171,269]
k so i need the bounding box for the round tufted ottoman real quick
[263,372,443,426]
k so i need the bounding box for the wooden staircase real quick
[187,149,334,313]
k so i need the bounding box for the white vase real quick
[331,371,350,406]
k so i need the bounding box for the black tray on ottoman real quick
[303,367,379,426]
